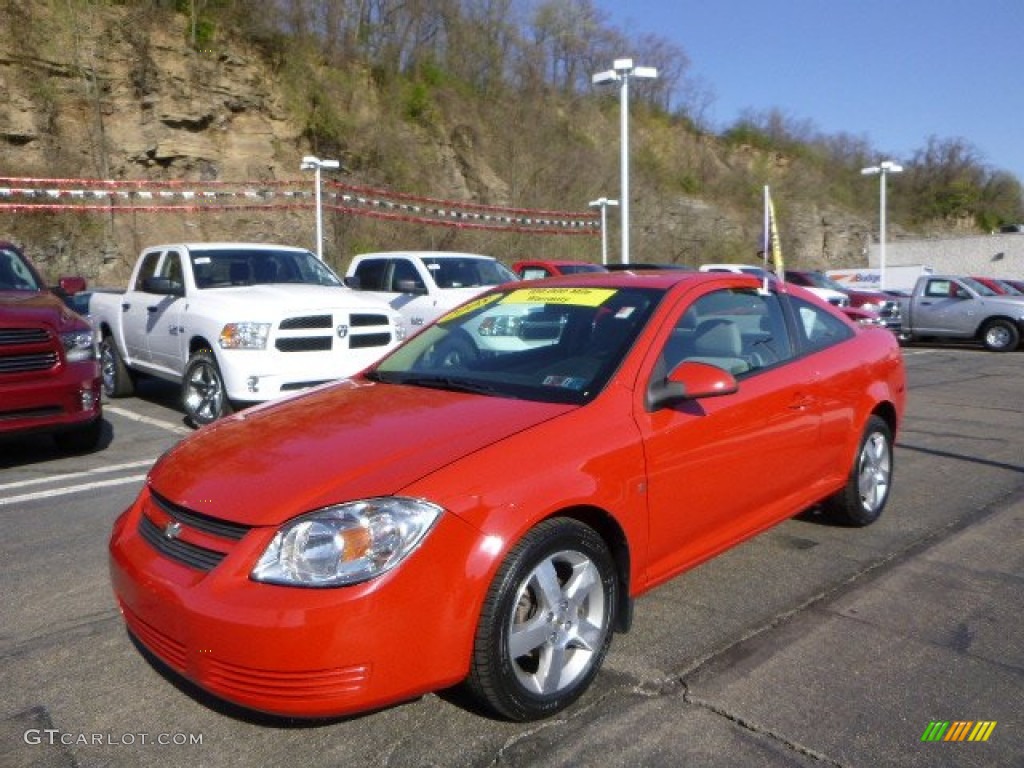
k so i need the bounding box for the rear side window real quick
[790,297,854,353]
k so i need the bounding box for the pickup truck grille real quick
[274,313,393,352]
[0,327,59,374]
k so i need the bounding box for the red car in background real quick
[0,242,102,451]
[970,276,1024,296]
[513,259,608,279]
[109,271,905,722]
[785,269,900,328]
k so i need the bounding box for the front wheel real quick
[182,349,233,427]
[824,415,893,526]
[466,518,618,721]
[980,319,1020,352]
[100,335,135,398]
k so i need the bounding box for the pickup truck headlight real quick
[219,322,270,350]
[61,330,96,362]
[477,315,522,337]
[251,497,443,587]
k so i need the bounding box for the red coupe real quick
[109,271,906,721]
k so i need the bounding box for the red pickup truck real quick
[0,241,102,451]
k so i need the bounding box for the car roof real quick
[505,269,759,292]
[357,251,495,260]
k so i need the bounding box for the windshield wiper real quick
[396,374,499,396]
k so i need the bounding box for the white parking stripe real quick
[105,405,192,435]
[0,459,155,491]
[0,474,147,505]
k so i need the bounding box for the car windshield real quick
[190,248,344,288]
[423,257,518,289]
[0,246,43,291]
[369,285,663,405]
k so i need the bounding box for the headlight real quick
[477,315,522,337]
[251,497,443,587]
[61,330,96,362]
[219,322,270,350]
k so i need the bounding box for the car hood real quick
[148,379,573,526]
[198,284,401,318]
[0,290,88,330]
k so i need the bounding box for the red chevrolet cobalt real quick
[109,271,906,721]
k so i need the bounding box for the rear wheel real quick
[182,349,233,427]
[824,415,893,526]
[980,319,1019,352]
[467,518,617,721]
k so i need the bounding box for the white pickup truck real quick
[91,243,405,425]
[344,251,519,331]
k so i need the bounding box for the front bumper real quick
[108,487,483,718]
[0,360,101,437]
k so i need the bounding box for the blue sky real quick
[597,0,1024,183]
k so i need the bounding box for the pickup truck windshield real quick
[0,246,43,291]
[190,248,343,288]
[422,257,518,288]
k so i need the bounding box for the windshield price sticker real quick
[439,293,503,323]
[501,287,617,307]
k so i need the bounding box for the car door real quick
[144,249,187,375]
[120,249,163,364]
[635,286,826,585]
[911,278,975,335]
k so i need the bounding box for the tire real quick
[100,334,135,398]
[53,418,103,453]
[182,349,233,427]
[824,415,893,526]
[980,319,1020,352]
[431,331,478,368]
[466,518,618,721]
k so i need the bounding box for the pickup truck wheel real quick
[182,349,233,427]
[980,319,1019,352]
[823,415,893,527]
[100,335,135,397]
[466,518,617,721]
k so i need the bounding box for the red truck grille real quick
[0,327,59,374]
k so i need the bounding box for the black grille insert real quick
[279,315,332,330]
[350,314,390,327]
[0,328,49,346]
[150,490,251,541]
[139,515,227,572]
[349,333,392,349]
[277,337,332,352]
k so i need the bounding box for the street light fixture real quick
[592,58,657,265]
[588,197,619,265]
[861,160,903,290]
[300,155,341,260]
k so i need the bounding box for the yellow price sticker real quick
[500,287,617,307]
[438,293,503,323]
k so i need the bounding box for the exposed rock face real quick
[0,3,880,284]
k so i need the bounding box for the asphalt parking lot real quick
[2,343,1022,768]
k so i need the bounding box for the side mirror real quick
[344,275,362,290]
[57,276,87,295]
[142,276,184,297]
[645,361,738,411]
[395,279,428,295]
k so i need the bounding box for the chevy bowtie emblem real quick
[336,324,349,338]
[163,521,183,540]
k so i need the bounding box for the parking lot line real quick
[0,474,148,505]
[104,405,192,435]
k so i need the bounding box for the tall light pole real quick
[300,155,340,260]
[861,160,903,290]
[588,197,619,265]
[592,58,657,265]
